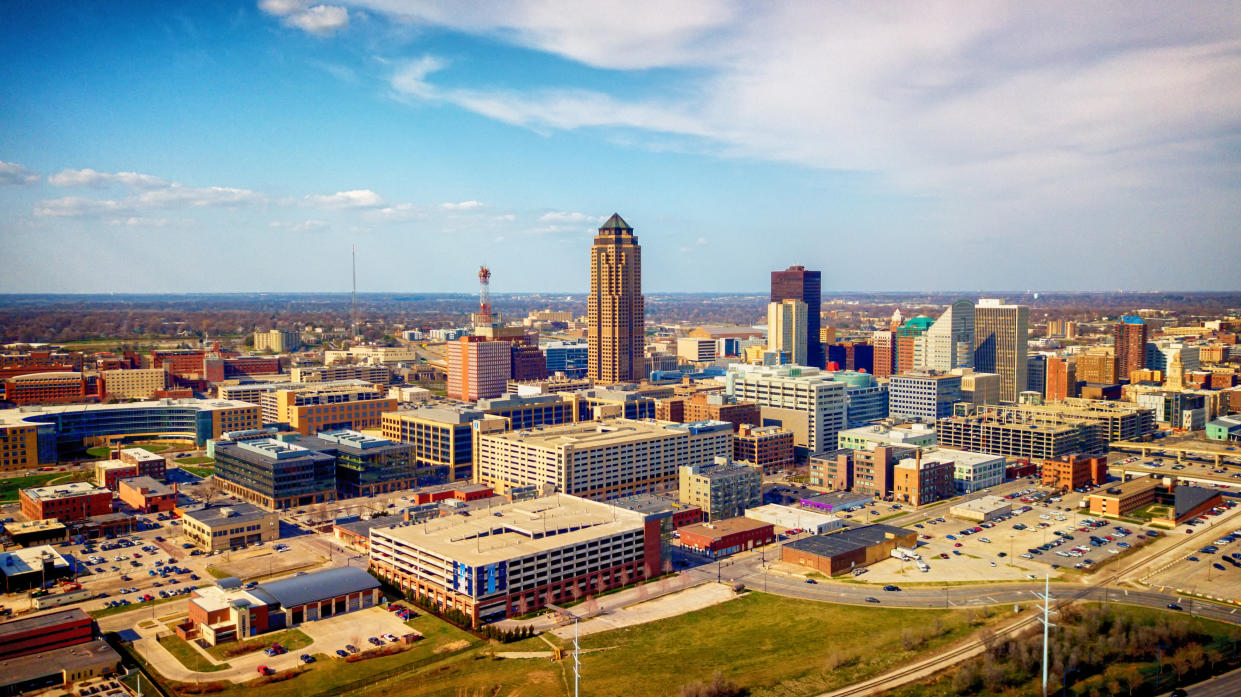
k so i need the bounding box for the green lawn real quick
[178,456,214,465]
[180,466,215,478]
[165,611,481,697]
[206,628,312,661]
[204,566,232,579]
[158,635,231,673]
[352,591,989,697]
[0,470,92,501]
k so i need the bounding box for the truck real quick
[890,549,912,561]
[916,560,930,573]
[895,546,921,560]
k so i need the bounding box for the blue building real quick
[543,340,589,378]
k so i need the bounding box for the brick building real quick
[677,517,775,559]
[20,482,113,522]
[893,455,956,506]
[117,476,176,513]
[733,424,794,473]
[1040,454,1108,490]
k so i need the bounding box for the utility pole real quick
[1034,573,1058,697]
[573,617,581,697]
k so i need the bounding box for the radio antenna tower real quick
[476,265,493,328]
[351,244,358,338]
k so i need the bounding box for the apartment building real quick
[290,364,392,386]
[678,457,762,521]
[733,424,794,473]
[369,495,659,623]
[253,329,300,353]
[99,368,166,400]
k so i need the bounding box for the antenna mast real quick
[476,265,493,328]
[1034,573,1058,697]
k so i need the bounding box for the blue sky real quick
[2,1,1239,294]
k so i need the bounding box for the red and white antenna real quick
[477,265,492,326]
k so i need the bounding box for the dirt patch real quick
[434,639,471,654]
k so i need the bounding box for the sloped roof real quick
[599,213,631,231]
[258,566,378,608]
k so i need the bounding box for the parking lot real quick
[1143,517,1241,600]
[855,485,1168,583]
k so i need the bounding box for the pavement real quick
[548,582,739,639]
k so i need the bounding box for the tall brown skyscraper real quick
[770,265,823,367]
[1113,316,1147,383]
[588,213,644,384]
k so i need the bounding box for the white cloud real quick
[377,2,1241,203]
[695,236,708,246]
[440,200,484,210]
[0,160,39,186]
[259,0,349,35]
[112,217,172,227]
[538,211,605,224]
[304,189,384,207]
[135,185,265,208]
[34,197,126,217]
[48,168,168,189]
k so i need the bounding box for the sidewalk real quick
[492,572,707,632]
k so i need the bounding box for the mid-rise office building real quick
[543,340,589,378]
[381,407,493,482]
[767,299,808,367]
[369,495,659,623]
[180,502,281,551]
[897,317,934,373]
[99,368,166,400]
[474,418,731,500]
[0,399,259,465]
[888,373,962,421]
[587,214,644,384]
[253,329,300,353]
[260,381,396,436]
[724,364,847,457]
[893,455,955,506]
[291,364,392,386]
[676,337,717,365]
[447,336,512,401]
[956,370,1000,405]
[1077,347,1120,385]
[771,265,823,368]
[734,424,794,473]
[678,457,762,521]
[295,430,418,498]
[973,299,1028,403]
[1114,316,1147,382]
[831,371,889,426]
[930,449,1006,493]
[871,330,896,378]
[1041,454,1108,490]
[214,438,337,510]
[837,423,937,450]
[1027,355,1047,396]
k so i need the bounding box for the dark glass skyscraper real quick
[770,265,823,368]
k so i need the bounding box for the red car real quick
[954,543,963,547]
[257,666,273,676]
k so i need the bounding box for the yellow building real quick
[100,368,166,400]
[261,381,397,436]
[587,214,644,384]
[0,424,38,471]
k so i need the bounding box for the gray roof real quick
[784,524,914,559]
[0,638,120,688]
[1174,486,1221,519]
[258,566,378,608]
[182,502,271,528]
[0,608,88,640]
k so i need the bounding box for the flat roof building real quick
[949,496,1012,522]
[116,476,176,513]
[180,502,280,552]
[381,407,492,482]
[214,438,337,510]
[837,423,937,451]
[474,418,732,501]
[724,364,847,457]
[678,457,762,522]
[781,524,917,576]
[19,481,112,522]
[677,517,775,559]
[291,430,417,499]
[744,504,843,534]
[0,546,73,593]
[369,495,659,623]
[260,381,397,436]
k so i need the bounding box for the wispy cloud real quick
[441,200,484,210]
[259,0,349,36]
[0,160,40,186]
[538,211,605,224]
[48,168,168,189]
[304,189,384,208]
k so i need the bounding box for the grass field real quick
[158,635,231,673]
[166,610,481,697]
[206,628,312,661]
[351,591,989,697]
[179,456,214,465]
[0,469,92,501]
[181,466,215,478]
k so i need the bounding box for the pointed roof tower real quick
[598,213,632,233]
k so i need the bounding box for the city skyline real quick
[2,2,1240,295]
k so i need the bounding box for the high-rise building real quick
[767,299,808,366]
[446,336,512,401]
[587,214,644,384]
[543,340,589,378]
[973,299,1028,403]
[1027,355,1047,396]
[1045,356,1077,401]
[897,317,933,373]
[871,330,896,378]
[770,265,823,368]
[1077,347,1120,385]
[916,300,975,371]
[1113,316,1147,382]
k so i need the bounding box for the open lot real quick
[1145,520,1241,600]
